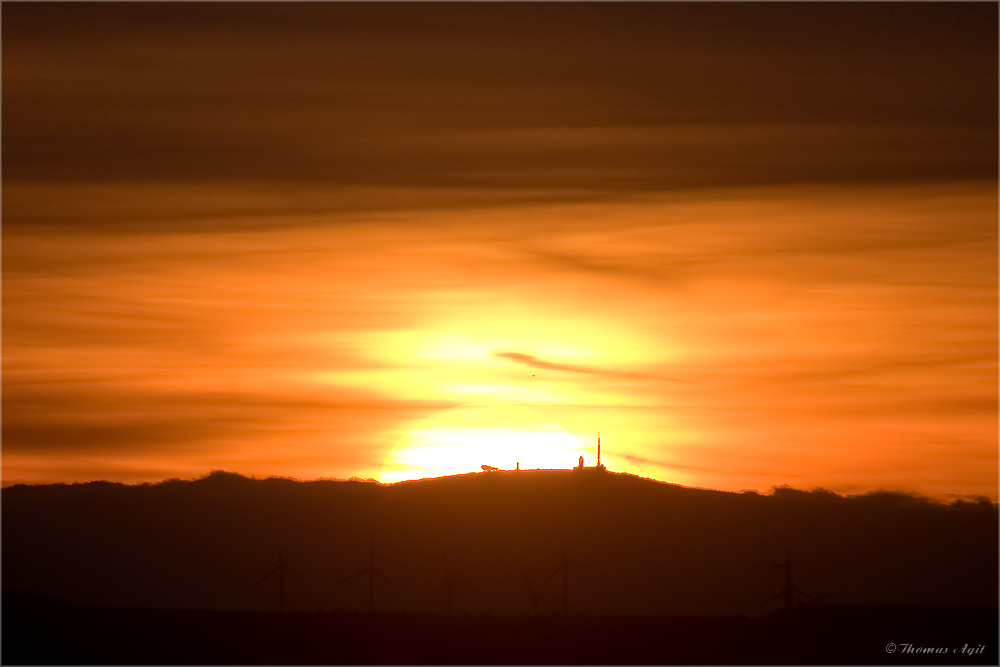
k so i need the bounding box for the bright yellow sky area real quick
[3,181,997,500]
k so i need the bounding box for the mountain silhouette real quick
[4,470,995,616]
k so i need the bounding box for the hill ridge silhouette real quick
[4,468,996,617]
[10,467,995,508]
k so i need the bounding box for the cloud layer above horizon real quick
[3,3,997,499]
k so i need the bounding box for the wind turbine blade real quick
[756,590,785,610]
[540,563,562,589]
[334,568,369,586]
[284,565,306,577]
[451,579,477,594]
[519,567,536,595]
[423,581,448,603]
[251,565,281,590]
[373,568,398,590]
[797,589,817,602]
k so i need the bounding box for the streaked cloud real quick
[3,4,995,187]
[491,351,669,380]
[4,182,994,499]
[1,4,995,499]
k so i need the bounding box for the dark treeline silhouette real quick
[3,470,997,663]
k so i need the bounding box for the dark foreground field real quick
[3,591,996,665]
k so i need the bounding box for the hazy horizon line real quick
[4,467,996,507]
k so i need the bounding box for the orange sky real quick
[3,4,997,500]
[5,181,996,499]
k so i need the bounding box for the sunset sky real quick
[3,3,997,500]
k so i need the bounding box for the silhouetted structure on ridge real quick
[575,433,607,472]
[479,434,608,474]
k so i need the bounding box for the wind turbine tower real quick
[781,551,794,609]
[251,551,303,611]
[541,547,570,616]
[425,553,474,614]
[758,550,831,611]
[519,566,542,614]
[337,536,397,613]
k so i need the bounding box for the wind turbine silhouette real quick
[423,552,475,614]
[251,550,304,611]
[540,546,570,616]
[757,550,832,611]
[519,565,543,614]
[336,536,397,613]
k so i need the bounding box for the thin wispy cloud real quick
[2,3,995,499]
[492,351,684,382]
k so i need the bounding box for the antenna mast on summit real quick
[597,432,601,467]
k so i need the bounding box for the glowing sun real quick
[379,404,585,483]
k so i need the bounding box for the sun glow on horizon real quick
[379,405,586,483]
[3,183,994,500]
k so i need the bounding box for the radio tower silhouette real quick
[251,550,303,611]
[336,536,397,613]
